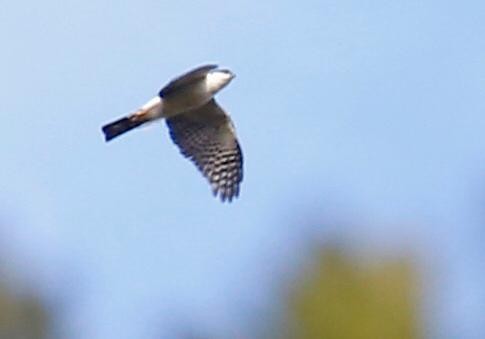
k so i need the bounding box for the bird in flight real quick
[102,65,243,202]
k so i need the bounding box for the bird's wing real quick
[166,99,243,202]
[159,64,218,97]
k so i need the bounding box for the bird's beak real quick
[218,69,236,80]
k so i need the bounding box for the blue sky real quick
[1,1,485,338]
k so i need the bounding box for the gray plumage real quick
[167,99,243,202]
[102,64,243,202]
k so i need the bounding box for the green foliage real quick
[0,286,49,339]
[287,248,421,339]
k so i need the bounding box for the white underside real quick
[134,71,233,121]
[135,96,163,120]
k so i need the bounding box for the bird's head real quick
[206,69,235,94]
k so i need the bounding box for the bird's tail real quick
[102,115,146,141]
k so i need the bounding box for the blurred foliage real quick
[0,284,49,339]
[286,247,421,339]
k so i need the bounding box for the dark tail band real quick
[102,116,145,141]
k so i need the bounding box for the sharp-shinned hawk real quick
[101,65,243,202]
